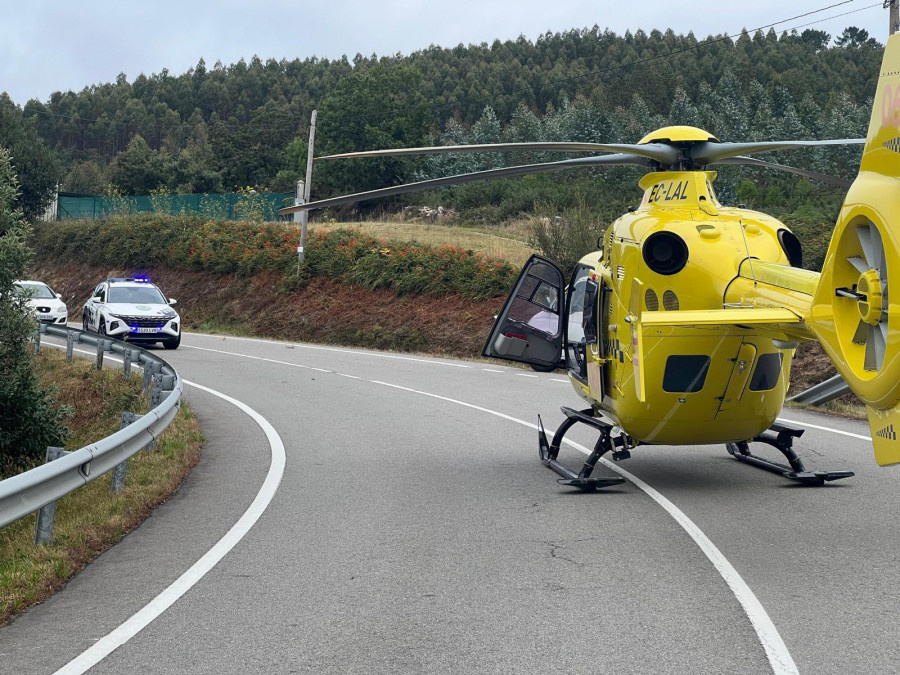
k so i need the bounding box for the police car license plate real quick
[35,314,50,320]
[136,327,159,334]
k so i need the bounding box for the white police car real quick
[82,277,181,349]
[14,280,68,325]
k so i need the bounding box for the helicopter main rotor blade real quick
[279,153,652,215]
[317,141,679,166]
[692,138,865,164]
[711,156,853,188]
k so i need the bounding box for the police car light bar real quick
[105,276,151,283]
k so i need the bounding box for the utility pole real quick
[888,0,900,36]
[297,110,317,264]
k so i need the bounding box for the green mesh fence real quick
[56,192,295,221]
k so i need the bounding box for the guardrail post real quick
[66,331,74,362]
[143,361,152,392]
[123,347,132,378]
[150,374,164,407]
[33,324,41,353]
[95,340,104,370]
[111,413,139,493]
[34,447,70,545]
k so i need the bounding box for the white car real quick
[82,277,181,349]
[14,280,68,325]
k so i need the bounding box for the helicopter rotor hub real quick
[856,269,884,326]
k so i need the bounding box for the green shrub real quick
[0,149,68,477]
[32,215,518,301]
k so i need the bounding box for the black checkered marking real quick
[883,137,900,153]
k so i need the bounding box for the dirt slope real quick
[30,262,504,357]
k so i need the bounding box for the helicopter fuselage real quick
[566,170,819,445]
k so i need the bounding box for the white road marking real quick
[183,330,472,368]
[151,336,799,674]
[184,335,874,444]
[778,417,871,442]
[370,380,799,675]
[552,378,569,383]
[52,334,877,675]
[43,343,287,675]
[481,368,503,373]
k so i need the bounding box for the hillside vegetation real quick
[1,25,882,226]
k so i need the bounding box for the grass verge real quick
[307,219,536,266]
[0,349,203,626]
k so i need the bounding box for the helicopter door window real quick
[566,266,597,379]
[748,353,783,391]
[508,278,561,337]
[662,355,711,393]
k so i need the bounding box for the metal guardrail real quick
[0,325,183,531]
[788,373,851,406]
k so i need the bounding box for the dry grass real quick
[307,220,536,266]
[0,349,203,625]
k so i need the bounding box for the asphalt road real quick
[2,330,898,674]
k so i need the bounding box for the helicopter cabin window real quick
[508,262,561,337]
[566,265,598,380]
[662,355,710,393]
[749,353,783,391]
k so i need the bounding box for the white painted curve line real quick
[52,379,287,675]
[778,417,871,442]
[370,379,798,675]
[481,368,503,373]
[183,330,471,368]
[551,378,569,383]
[517,373,539,378]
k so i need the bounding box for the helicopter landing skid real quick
[537,407,627,492]
[726,422,854,486]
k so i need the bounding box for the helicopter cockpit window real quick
[507,263,561,337]
[566,266,598,378]
[662,355,711,393]
[749,353,783,391]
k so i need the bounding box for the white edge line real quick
[182,330,472,368]
[58,337,877,675]
[369,379,798,675]
[777,416,871,442]
[44,345,286,675]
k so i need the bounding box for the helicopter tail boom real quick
[809,33,900,466]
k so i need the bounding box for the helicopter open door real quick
[482,255,565,370]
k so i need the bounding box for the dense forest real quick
[0,25,884,227]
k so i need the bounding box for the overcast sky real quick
[0,0,890,105]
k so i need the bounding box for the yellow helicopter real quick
[281,34,900,491]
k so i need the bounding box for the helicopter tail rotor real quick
[810,33,900,467]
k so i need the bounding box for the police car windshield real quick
[108,286,167,304]
[15,283,55,299]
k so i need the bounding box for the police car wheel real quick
[82,311,89,333]
[162,334,180,350]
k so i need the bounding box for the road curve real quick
[2,330,898,674]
